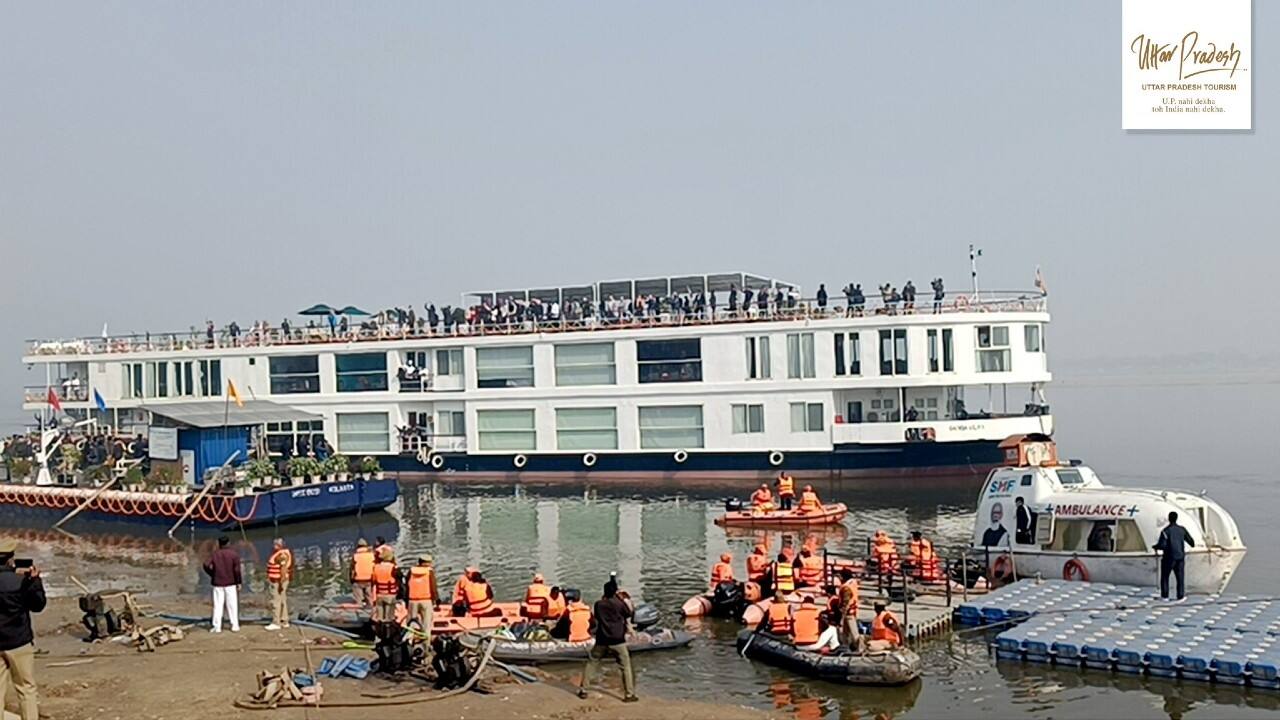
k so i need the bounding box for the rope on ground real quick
[231,636,499,710]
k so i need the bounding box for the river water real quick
[5,380,1278,719]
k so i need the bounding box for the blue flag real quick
[93,389,108,412]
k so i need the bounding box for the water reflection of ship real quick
[767,675,921,719]
[997,658,1280,715]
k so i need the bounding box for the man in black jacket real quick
[1155,511,1195,601]
[0,538,46,720]
[577,580,636,702]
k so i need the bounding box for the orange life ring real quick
[1063,558,1089,582]
[991,553,1014,582]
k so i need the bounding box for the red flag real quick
[46,387,62,413]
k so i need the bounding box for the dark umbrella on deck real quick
[298,304,336,316]
[336,306,371,317]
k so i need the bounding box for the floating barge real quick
[957,579,1280,690]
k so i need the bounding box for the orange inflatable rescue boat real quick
[715,502,848,528]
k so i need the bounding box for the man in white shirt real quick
[797,621,841,653]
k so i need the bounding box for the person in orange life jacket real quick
[758,590,793,635]
[264,538,293,631]
[464,570,501,618]
[373,536,393,561]
[405,554,439,642]
[790,596,822,646]
[710,553,735,590]
[772,552,796,594]
[872,530,899,575]
[546,586,567,621]
[521,573,552,619]
[371,548,399,625]
[746,545,771,583]
[796,549,824,588]
[871,600,902,647]
[577,580,637,703]
[798,606,841,653]
[451,566,478,612]
[775,472,796,511]
[796,485,821,514]
[836,568,862,650]
[550,588,584,640]
[350,538,376,608]
[908,531,940,582]
[750,484,775,512]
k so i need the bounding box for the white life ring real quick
[768,450,785,467]
[430,453,445,470]
[583,452,597,467]
[513,454,528,469]
[673,450,688,464]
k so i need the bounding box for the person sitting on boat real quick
[771,552,796,595]
[797,612,841,654]
[775,472,796,511]
[350,539,376,608]
[546,586,567,621]
[709,553,735,591]
[759,590,792,635]
[463,570,502,618]
[796,486,822,515]
[836,569,862,651]
[451,565,478,609]
[907,531,941,583]
[521,573,553,619]
[871,531,899,576]
[870,601,902,648]
[750,484,775,513]
[551,590,593,643]
[746,545,771,585]
[796,549,824,589]
[790,596,822,647]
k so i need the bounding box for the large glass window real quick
[638,406,704,449]
[438,410,465,437]
[122,363,144,399]
[790,402,825,433]
[732,404,765,434]
[477,409,536,451]
[835,333,861,376]
[336,413,389,453]
[199,359,221,397]
[555,407,618,450]
[942,329,954,372]
[266,420,326,456]
[879,329,907,375]
[555,344,616,386]
[1025,324,1043,352]
[745,336,771,380]
[436,348,463,376]
[476,346,535,388]
[928,330,939,373]
[269,355,320,394]
[977,325,1011,372]
[786,333,816,379]
[173,361,195,397]
[637,339,702,384]
[336,353,388,392]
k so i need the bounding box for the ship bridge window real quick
[1055,468,1084,486]
[266,420,326,456]
[336,353,388,392]
[269,356,320,394]
[637,339,702,384]
[477,346,534,388]
[976,325,1011,372]
[555,343,616,386]
[1047,519,1145,553]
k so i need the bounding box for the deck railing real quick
[25,290,1047,357]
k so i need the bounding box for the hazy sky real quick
[2,2,1275,430]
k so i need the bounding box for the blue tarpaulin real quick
[177,426,251,485]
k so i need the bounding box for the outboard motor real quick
[430,635,473,689]
[709,580,746,618]
[631,602,660,630]
[948,558,986,589]
[723,498,745,512]
[78,593,120,642]
[372,620,420,675]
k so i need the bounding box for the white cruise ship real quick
[21,272,1053,479]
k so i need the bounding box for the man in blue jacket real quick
[1155,511,1195,601]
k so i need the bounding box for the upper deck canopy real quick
[466,271,796,306]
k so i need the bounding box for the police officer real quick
[0,539,46,720]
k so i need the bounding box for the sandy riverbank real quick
[19,596,776,720]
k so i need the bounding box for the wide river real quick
[6,380,1278,719]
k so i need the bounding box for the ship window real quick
[790,402,824,433]
[732,404,765,434]
[746,336,771,380]
[555,343,616,386]
[834,333,861,376]
[266,419,326,456]
[834,334,845,376]
[638,405,704,449]
[1049,519,1145,553]
[270,355,320,394]
[786,333,815,379]
[172,361,195,397]
[477,409,536,451]
[336,412,389,453]
[637,339,702,384]
[849,332,861,375]
[976,325,1011,372]
[556,407,618,450]
[1055,468,1084,486]
[336,353,388,393]
[878,329,907,376]
[438,410,465,437]
[927,330,939,373]
[1025,324,1042,352]
[436,348,463,377]
[199,359,222,397]
[942,329,954,372]
[476,346,535,388]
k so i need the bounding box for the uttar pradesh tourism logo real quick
[1130,31,1246,83]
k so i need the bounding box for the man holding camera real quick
[0,539,46,720]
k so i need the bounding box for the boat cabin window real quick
[1055,468,1084,486]
[1020,474,1033,486]
[1046,519,1145,553]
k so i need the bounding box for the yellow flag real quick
[227,379,244,408]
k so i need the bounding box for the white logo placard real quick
[1122,0,1251,130]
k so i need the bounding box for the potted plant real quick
[325,454,350,482]
[359,456,383,481]
[302,457,323,484]
[233,475,253,497]
[123,466,145,492]
[286,457,309,487]
[9,458,33,484]
[59,445,83,481]
[245,458,277,489]
[149,465,184,493]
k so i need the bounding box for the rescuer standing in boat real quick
[0,539,45,720]
[775,472,796,511]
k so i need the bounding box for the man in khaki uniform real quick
[0,538,46,720]
[264,538,293,631]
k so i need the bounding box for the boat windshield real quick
[1055,468,1085,486]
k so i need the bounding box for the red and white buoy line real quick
[0,484,260,524]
